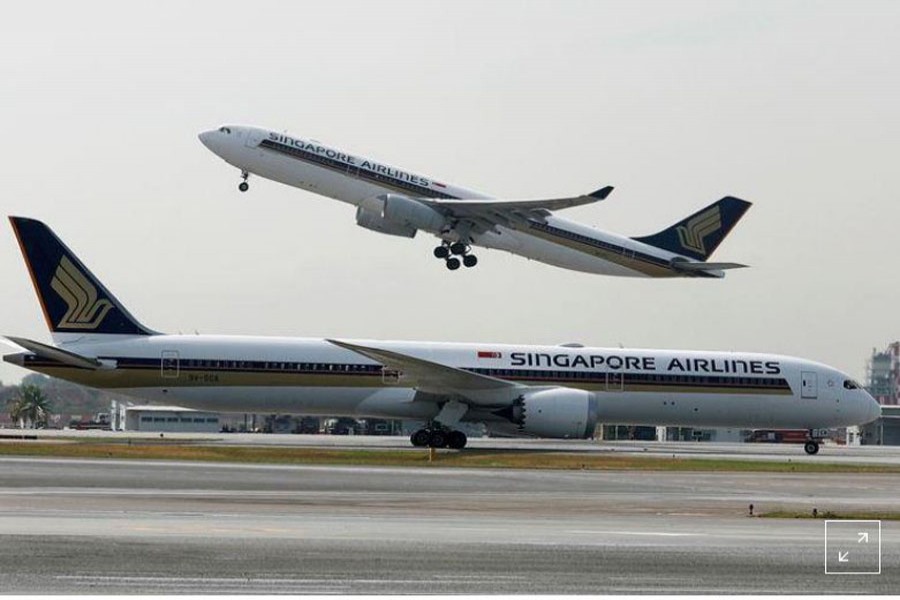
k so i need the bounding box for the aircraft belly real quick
[474,229,647,277]
[596,392,846,429]
[114,386,435,420]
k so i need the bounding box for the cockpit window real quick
[218,126,232,134]
[843,379,860,390]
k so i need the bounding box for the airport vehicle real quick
[746,428,833,444]
[3,218,879,453]
[199,126,751,277]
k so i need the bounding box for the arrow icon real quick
[858,532,869,543]
[838,551,849,563]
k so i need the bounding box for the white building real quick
[124,405,220,433]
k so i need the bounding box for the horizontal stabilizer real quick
[670,261,748,272]
[3,336,103,370]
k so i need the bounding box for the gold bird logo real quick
[50,256,113,329]
[676,206,721,255]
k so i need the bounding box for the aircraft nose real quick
[864,395,882,424]
[198,130,216,150]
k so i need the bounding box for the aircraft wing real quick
[416,186,613,231]
[327,339,520,401]
[3,336,104,370]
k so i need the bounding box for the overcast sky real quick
[1,0,898,385]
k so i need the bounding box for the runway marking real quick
[52,574,514,589]
[567,530,704,537]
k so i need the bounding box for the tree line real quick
[2,374,131,428]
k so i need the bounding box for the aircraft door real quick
[800,371,818,399]
[606,372,623,391]
[161,350,180,379]
[244,128,265,149]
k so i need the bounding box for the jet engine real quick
[502,387,599,439]
[355,205,417,238]
[355,194,447,238]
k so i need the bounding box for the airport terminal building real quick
[123,406,220,433]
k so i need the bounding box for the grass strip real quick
[761,510,900,520]
[1,441,900,473]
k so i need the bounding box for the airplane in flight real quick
[2,217,879,454]
[199,126,751,278]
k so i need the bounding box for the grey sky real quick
[1,0,898,385]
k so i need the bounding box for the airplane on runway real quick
[199,126,751,278]
[3,217,879,454]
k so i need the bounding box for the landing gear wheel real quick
[411,429,430,447]
[463,255,478,268]
[450,242,468,256]
[428,429,448,448]
[238,181,249,192]
[446,257,461,271]
[433,245,450,259]
[804,441,820,455]
[447,430,467,449]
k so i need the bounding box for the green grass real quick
[2,440,900,473]
[761,510,900,520]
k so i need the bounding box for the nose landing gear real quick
[238,170,250,192]
[803,429,822,454]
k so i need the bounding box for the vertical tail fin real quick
[632,196,751,261]
[9,217,155,336]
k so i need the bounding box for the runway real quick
[0,456,896,593]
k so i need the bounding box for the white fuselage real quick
[16,334,880,432]
[199,126,711,278]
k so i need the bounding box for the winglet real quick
[588,186,614,200]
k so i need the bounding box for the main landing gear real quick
[433,241,478,271]
[410,426,468,449]
[238,170,250,192]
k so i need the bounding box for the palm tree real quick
[7,384,52,429]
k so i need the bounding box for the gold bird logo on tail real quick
[50,256,114,329]
[676,206,721,255]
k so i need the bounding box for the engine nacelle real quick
[382,194,447,232]
[355,206,417,238]
[509,387,599,439]
[356,193,447,238]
